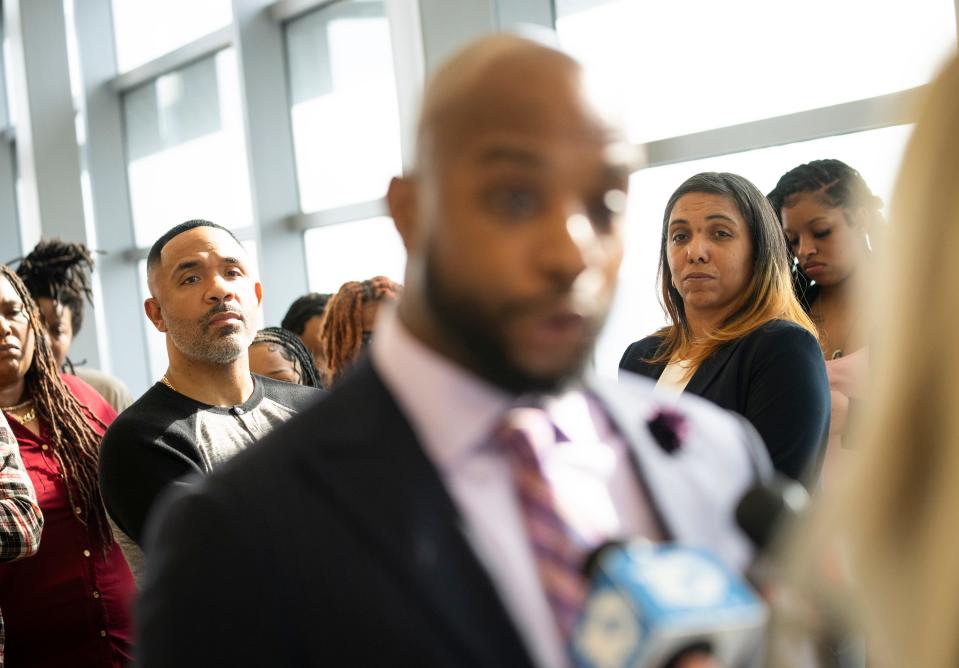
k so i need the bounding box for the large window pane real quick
[557,0,955,143]
[596,124,913,379]
[123,49,254,247]
[304,217,406,294]
[286,1,402,212]
[111,0,232,72]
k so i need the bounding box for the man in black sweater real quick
[98,220,322,579]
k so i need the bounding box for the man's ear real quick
[387,175,418,252]
[144,298,167,333]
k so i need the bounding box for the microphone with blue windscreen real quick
[571,541,767,668]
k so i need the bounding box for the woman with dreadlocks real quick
[0,266,134,666]
[249,326,323,388]
[320,276,401,387]
[15,239,134,412]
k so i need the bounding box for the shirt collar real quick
[371,307,514,470]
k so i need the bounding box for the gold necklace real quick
[160,374,177,392]
[4,404,37,425]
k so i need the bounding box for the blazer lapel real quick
[299,361,535,668]
[684,338,743,396]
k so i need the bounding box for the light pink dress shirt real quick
[371,309,661,668]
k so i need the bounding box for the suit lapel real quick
[591,378,756,571]
[588,380,677,541]
[299,361,535,668]
[684,338,742,396]
[590,379,734,547]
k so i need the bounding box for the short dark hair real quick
[146,219,241,272]
[281,292,332,335]
[766,159,883,223]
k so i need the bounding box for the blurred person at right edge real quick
[766,53,959,668]
[767,160,882,489]
[319,276,401,387]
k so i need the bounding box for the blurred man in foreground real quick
[137,35,768,667]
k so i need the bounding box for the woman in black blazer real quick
[620,172,830,483]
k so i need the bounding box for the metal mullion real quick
[640,86,924,169]
[287,198,388,230]
[270,0,343,24]
[111,25,234,93]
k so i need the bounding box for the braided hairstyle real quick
[320,276,401,386]
[281,293,332,336]
[767,160,883,310]
[767,159,884,232]
[0,266,112,549]
[14,238,96,336]
[251,327,323,388]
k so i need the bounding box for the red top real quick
[0,374,135,667]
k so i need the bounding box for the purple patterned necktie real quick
[495,407,593,642]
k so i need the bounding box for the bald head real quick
[387,32,635,393]
[415,35,617,177]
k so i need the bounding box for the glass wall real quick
[557,0,956,143]
[286,0,407,296]
[286,0,402,212]
[122,49,254,247]
[110,0,233,72]
[304,216,406,294]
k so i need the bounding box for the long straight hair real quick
[650,172,816,368]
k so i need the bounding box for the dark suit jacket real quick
[137,358,767,667]
[619,319,829,483]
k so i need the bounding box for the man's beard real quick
[166,304,251,365]
[423,248,597,395]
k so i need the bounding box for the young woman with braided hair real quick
[13,238,94,368]
[249,326,323,388]
[320,276,401,387]
[0,265,134,666]
[768,160,881,487]
[15,238,133,412]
